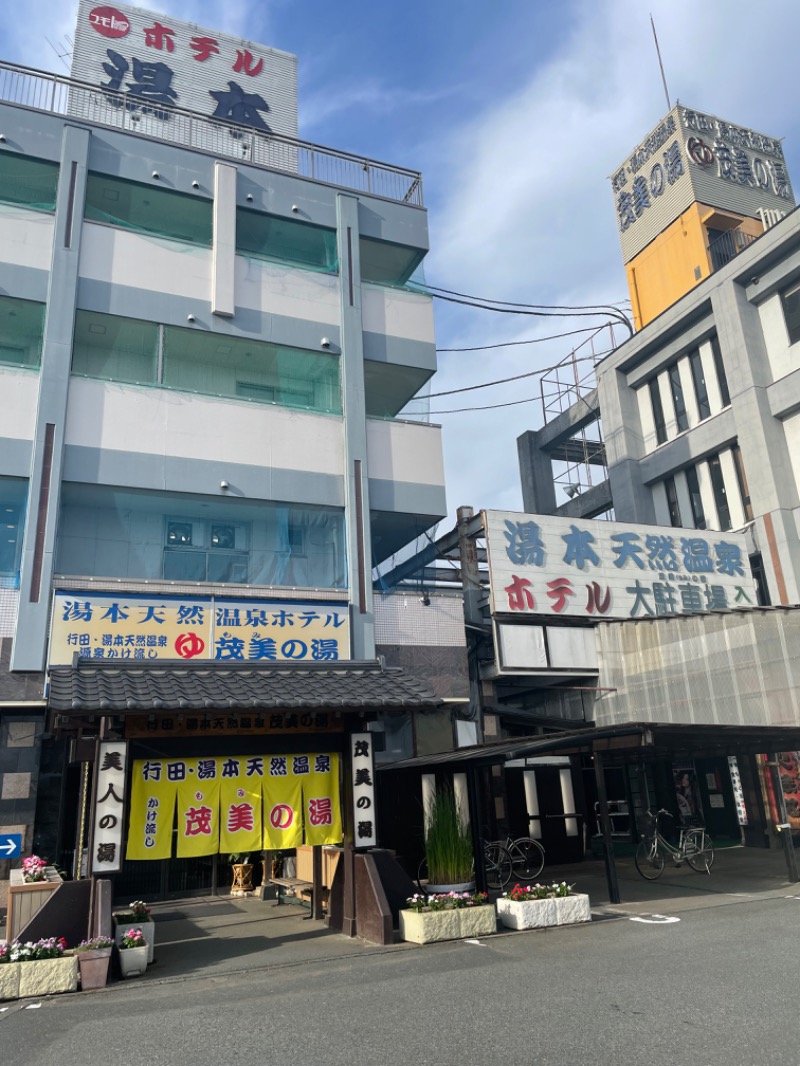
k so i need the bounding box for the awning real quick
[380,722,800,770]
[48,658,444,715]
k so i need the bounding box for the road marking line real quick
[629,914,680,924]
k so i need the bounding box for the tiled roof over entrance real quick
[48,659,443,713]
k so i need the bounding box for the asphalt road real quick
[2,895,797,1066]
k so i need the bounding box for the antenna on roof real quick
[45,35,72,72]
[650,14,671,111]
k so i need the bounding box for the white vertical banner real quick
[351,733,377,848]
[728,755,748,826]
[91,741,129,873]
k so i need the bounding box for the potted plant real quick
[113,900,155,963]
[14,937,78,998]
[117,928,148,979]
[76,936,114,990]
[495,881,591,931]
[422,787,475,892]
[399,891,496,944]
[229,853,254,894]
[0,939,20,1001]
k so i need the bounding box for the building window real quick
[688,348,711,420]
[668,363,689,432]
[0,295,45,368]
[84,173,213,246]
[0,153,58,213]
[664,476,682,526]
[781,280,800,345]
[707,455,731,530]
[236,208,338,273]
[749,553,771,606]
[55,485,346,589]
[684,465,706,529]
[70,310,341,416]
[731,444,753,522]
[71,310,158,384]
[162,326,341,415]
[163,518,250,583]
[0,477,27,586]
[709,335,730,407]
[649,379,667,444]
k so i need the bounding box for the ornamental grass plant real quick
[424,786,474,886]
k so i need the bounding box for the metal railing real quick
[0,60,423,207]
[707,225,758,272]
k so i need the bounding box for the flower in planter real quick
[406,891,488,913]
[129,900,152,921]
[119,928,146,950]
[3,937,67,961]
[20,855,48,883]
[77,936,114,952]
[503,881,574,902]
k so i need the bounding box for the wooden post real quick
[594,751,621,904]
[312,845,324,920]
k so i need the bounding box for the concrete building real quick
[0,3,451,900]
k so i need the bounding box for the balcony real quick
[0,60,423,207]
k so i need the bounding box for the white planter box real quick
[0,963,20,1001]
[114,921,155,964]
[399,905,496,944]
[18,956,78,998]
[496,893,591,931]
[118,946,148,979]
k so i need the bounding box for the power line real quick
[426,351,608,399]
[436,324,604,353]
[409,282,634,335]
[421,282,630,315]
[429,395,542,415]
[428,289,633,332]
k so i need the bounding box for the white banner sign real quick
[351,733,377,848]
[91,740,129,874]
[485,510,755,622]
[71,1,298,138]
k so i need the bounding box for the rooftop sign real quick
[71,0,298,137]
[611,105,794,263]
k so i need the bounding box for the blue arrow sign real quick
[0,834,22,858]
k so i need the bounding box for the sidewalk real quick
[137,845,796,985]
[3,845,795,992]
[554,843,797,917]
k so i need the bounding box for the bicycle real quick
[487,834,546,882]
[416,840,514,892]
[634,809,715,880]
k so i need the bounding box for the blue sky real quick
[5,0,800,557]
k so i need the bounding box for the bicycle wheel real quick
[508,838,545,881]
[484,843,513,889]
[635,839,665,880]
[686,837,715,873]
[416,857,429,892]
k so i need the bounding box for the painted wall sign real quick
[91,740,128,873]
[484,510,754,622]
[351,732,377,848]
[71,0,298,138]
[49,592,350,666]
